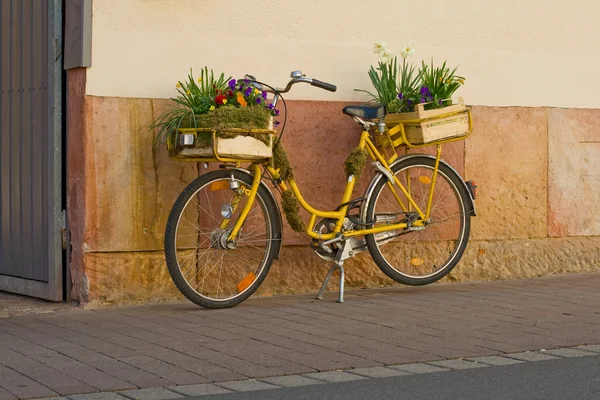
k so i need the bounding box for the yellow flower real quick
[223,99,228,104]
[198,78,202,83]
[459,79,465,85]
[186,90,191,95]
[254,88,261,95]
[176,82,181,88]
[209,105,215,111]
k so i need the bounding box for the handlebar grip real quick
[311,79,337,92]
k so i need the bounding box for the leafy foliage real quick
[151,68,280,152]
[418,60,465,110]
[355,42,467,115]
[355,57,399,106]
[151,68,231,151]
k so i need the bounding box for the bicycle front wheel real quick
[164,169,281,309]
[365,156,471,285]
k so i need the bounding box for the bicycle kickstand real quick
[316,241,351,303]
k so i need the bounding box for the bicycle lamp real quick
[377,119,386,134]
[221,204,233,219]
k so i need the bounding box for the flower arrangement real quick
[356,42,465,114]
[152,67,279,151]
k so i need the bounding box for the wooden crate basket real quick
[384,98,471,146]
[167,127,276,163]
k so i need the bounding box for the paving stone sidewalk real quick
[1,273,600,399]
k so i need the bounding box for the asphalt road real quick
[196,355,600,400]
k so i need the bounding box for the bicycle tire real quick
[365,156,471,285]
[164,169,281,309]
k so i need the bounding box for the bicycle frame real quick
[227,129,445,243]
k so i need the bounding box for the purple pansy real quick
[228,79,237,89]
[261,91,267,99]
[255,97,262,104]
[420,86,431,96]
[274,121,281,126]
[244,87,253,96]
[267,103,274,110]
[275,109,280,116]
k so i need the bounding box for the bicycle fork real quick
[226,164,262,242]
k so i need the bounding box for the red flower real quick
[215,95,227,105]
[227,90,234,97]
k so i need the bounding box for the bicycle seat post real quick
[377,117,387,134]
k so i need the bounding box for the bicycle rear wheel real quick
[365,156,471,285]
[164,169,281,309]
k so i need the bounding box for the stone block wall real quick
[67,73,600,304]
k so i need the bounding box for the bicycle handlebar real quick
[244,72,337,94]
[311,79,337,92]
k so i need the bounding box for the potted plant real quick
[152,68,279,160]
[356,42,471,145]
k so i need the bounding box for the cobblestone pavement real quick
[1,273,599,399]
[0,292,74,319]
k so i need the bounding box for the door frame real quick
[0,0,64,301]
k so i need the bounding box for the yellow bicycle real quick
[164,71,476,309]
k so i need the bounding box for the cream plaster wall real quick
[87,0,600,108]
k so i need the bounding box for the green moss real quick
[190,106,271,130]
[195,133,212,148]
[281,189,306,232]
[174,107,274,150]
[276,147,304,232]
[271,143,294,181]
[386,99,402,114]
[344,147,368,179]
[217,131,272,146]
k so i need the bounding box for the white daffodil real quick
[400,44,416,59]
[373,41,387,54]
[379,49,394,64]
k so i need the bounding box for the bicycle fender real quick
[361,153,476,224]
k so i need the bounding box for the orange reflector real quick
[237,272,256,293]
[418,176,432,185]
[410,257,424,267]
[210,181,229,191]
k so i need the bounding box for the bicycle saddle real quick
[342,103,386,120]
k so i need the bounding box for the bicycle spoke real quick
[226,251,263,271]
[369,161,469,282]
[198,251,223,293]
[181,240,214,277]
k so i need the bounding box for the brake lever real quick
[244,74,264,91]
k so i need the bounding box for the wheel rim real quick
[173,177,272,302]
[370,163,467,279]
